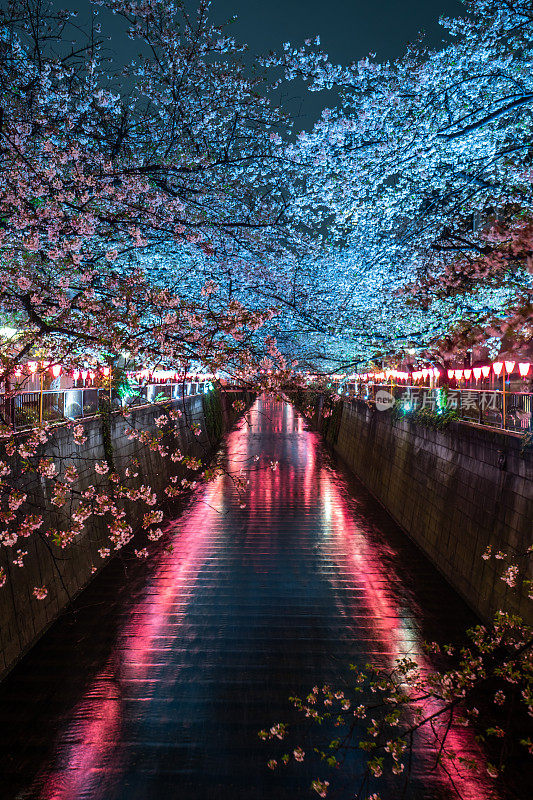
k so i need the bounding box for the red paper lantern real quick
[518,362,530,377]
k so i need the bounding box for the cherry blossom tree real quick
[0,0,303,600]
[261,397,533,800]
[0,0,302,375]
[266,0,533,365]
[257,4,533,792]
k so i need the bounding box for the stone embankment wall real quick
[307,395,533,625]
[0,390,252,680]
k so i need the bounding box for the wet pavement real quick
[0,397,493,800]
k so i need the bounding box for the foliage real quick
[391,403,460,431]
[0,0,299,376]
[266,0,533,366]
[320,395,343,444]
[0,0,303,602]
[202,387,223,445]
[260,608,533,799]
[519,430,533,458]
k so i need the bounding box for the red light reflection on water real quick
[37,675,121,800]
[35,476,226,799]
[34,397,495,800]
[312,432,494,800]
[120,477,224,683]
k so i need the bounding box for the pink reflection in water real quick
[312,422,494,800]
[33,396,496,800]
[120,477,225,683]
[37,674,122,800]
[35,474,226,799]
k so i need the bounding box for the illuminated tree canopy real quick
[1,0,532,373]
[268,0,533,364]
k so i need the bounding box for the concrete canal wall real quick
[308,396,533,625]
[0,390,252,680]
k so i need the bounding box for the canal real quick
[0,396,490,800]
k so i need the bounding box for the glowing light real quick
[102,367,111,377]
[463,369,471,380]
[51,365,62,378]
[447,369,454,379]
[481,365,491,378]
[0,326,18,339]
[473,368,482,380]
[433,368,440,378]
[493,362,503,376]
[504,361,515,374]
[518,362,530,377]
[454,369,463,380]
[27,361,38,373]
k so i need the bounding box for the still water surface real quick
[0,397,493,800]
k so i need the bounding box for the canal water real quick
[0,397,491,800]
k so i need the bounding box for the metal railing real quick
[0,381,211,431]
[333,382,532,433]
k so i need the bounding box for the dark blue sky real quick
[210,0,465,63]
[211,0,465,124]
[68,0,466,65]
[67,0,466,126]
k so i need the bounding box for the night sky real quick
[210,0,465,62]
[66,0,466,126]
[211,0,466,125]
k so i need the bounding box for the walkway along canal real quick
[0,396,497,800]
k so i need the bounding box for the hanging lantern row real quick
[12,360,63,378]
[12,362,215,383]
[352,359,531,384]
[131,369,182,382]
[71,367,111,381]
[412,368,441,381]
[12,362,113,381]
[357,370,412,381]
[127,369,215,382]
[446,361,531,381]
[356,368,437,381]
[12,358,532,385]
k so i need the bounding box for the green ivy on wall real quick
[202,389,223,445]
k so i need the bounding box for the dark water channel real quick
[0,397,494,800]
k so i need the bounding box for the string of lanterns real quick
[330,359,531,383]
[8,358,533,385]
[9,363,215,385]
[444,361,531,381]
